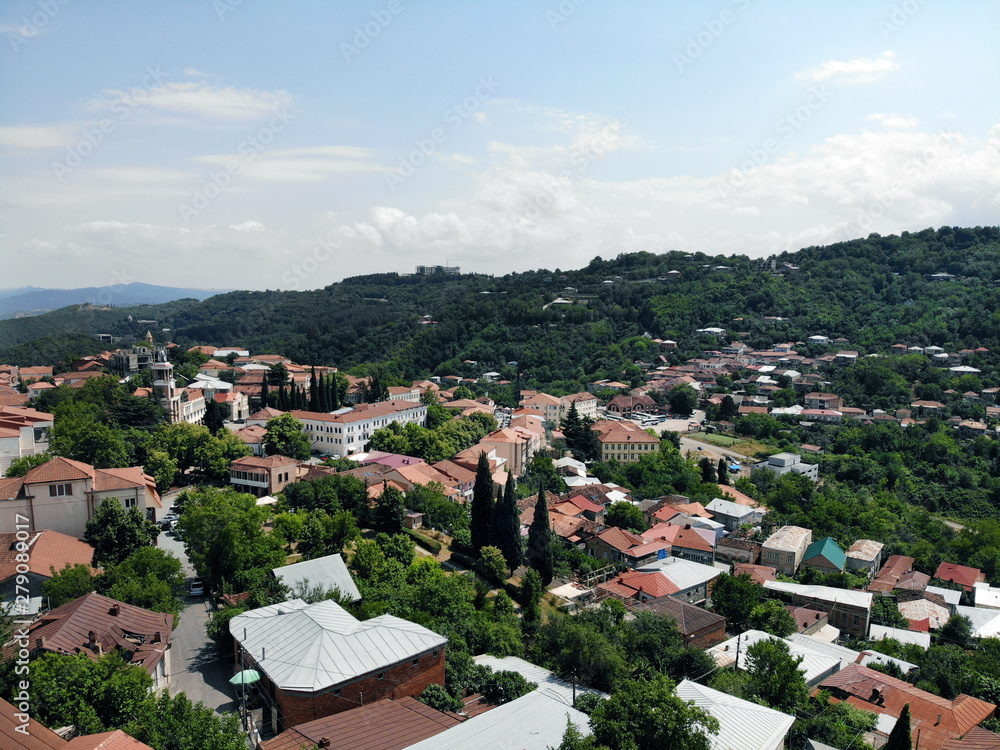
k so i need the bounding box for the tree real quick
[709,573,762,633]
[719,395,738,421]
[418,683,463,713]
[144,449,178,494]
[5,452,52,477]
[489,472,523,572]
[96,546,187,619]
[604,501,647,533]
[749,600,797,637]
[717,458,728,486]
[84,499,158,567]
[588,675,718,750]
[263,413,311,460]
[939,614,973,648]
[885,703,912,750]
[744,637,809,713]
[527,477,555,585]
[260,378,269,410]
[50,404,129,468]
[42,563,97,608]
[519,567,544,632]
[203,398,226,434]
[668,385,697,417]
[476,546,509,583]
[372,483,405,533]
[267,362,289,387]
[699,457,715,484]
[470,452,494,552]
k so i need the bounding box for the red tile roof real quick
[939,726,1000,750]
[260,697,461,750]
[935,562,986,592]
[0,696,67,749]
[64,730,155,750]
[23,456,95,484]
[819,663,996,750]
[0,530,96,581]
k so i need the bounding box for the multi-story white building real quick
[289,401,427,457]
[751,452,819,482]
[561,392,599,420]
[0,406,53,476]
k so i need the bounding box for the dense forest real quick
[3,227,1000,396]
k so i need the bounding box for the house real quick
[0,457,161,539]
[289,401,427,458]
[803,392,842,410]
[764,580,872,637]
[834,351,859,366]
[939,727,1000,750]
[605,394,657,418]
[634,595,727,648]
[0,530,97,616]
[260,697,461,750]
[715,538,761,565]
[643,523,716,565]
[8,592,172,689]
[561,392,598,420]
[234,423,268,456]
[704,497,766,532]
[596,570,680,604]
[637,556,721,604]
[935,562,986,592]
[818,663,996,750]
[751,453,819,482]
[401,689,591,750]
[591,420,660,463]
[585,527,669,569]
[229,455,301,498]
[868,554,916,593]
[272,553,361,602]
[869,624,932,650]
[733,563,777,585]
[675,680,795,750]
[214,390,250,422]
[898,594,951,629]
[230,598,448,730]
[846,540,884,579]
[800,537,846,574]
[786,605,830,635]
[0,696,156,750]
[0,405,53,476]
[519,392,562,424]
[477,427,540,476]
[760,526,813,575]
[473,655,608,705]
[706,630,845,687]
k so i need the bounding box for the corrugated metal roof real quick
[272,554,361,602]
[764,580,873,608]
[869,624,931,649]
[637,557,721,591]
[705,498,755,518]
[707,631,841,686]
[858,650,918,674]
[675,679,795,750]
[925,585,962,607]
[787,633,860,670]
[231,599,447,692]
[956,605,1000,639]
[472,655,608,706]
[401,690,590,750]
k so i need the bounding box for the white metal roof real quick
[925,584,962,607]
[472,655,608,706]
[956,605,1000,638]
[705,498,756,518]
[676,679,795,750]
[859,650,918,673]
[787,633,860,670]
[272,553,362,602]
[763,580,873,609]
[706,631,841,686]
[637,557,721,591]
[868,624,931,649]
[230,599,447,692]
[974,582,1000,609]
[402,690,590,750]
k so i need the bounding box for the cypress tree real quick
[260,378,269,410]
[527,476,554,585]
[885,704,911,750]
[330,374,340,411]
[717,458,728,486]
[318,374,329,412]
[309,367,319,412]
[295,386,306,410]
[700,457,715,484]
[470,452,494,552]
[277,383,288,411]
[489,472,522,573]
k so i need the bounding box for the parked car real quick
[159,513,179,530]
[189,578,204,596]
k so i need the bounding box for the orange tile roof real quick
[0,695,66,749]
[23,456,94,484]
[0,530,96,580]
[64,730,155,750]
[935,562,986,591]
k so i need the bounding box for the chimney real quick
[153,631,161,643]
[319,739,331,748]
[109,604,119,616]
[88,630,96,648]
[936,714,941,726]
[36,636,45,650]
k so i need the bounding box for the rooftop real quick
[676,679,795,750]
[271,553,361,602]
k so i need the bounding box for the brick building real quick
[231,599,447,733]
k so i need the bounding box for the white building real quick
[751,452,819,482]
[289,400,427,457]
[0,406,53,476]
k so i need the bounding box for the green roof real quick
[802,537,846,570]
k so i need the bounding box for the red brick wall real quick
[686,622,727,650]
[275,649,446,730]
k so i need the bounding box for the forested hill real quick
[2,226,1000,388]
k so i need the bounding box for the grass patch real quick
[688,433,771,458]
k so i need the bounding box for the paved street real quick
[158,521,237,714]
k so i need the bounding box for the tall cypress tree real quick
[884,703,911,750]
[277,383,289,411]
[527,476,554,585]
[489,472,522,573]
[470,452,494,553]
[328,375,338,411]
[318,375,329,412]
[717,458,729,486]
[260,378,269,410]
[309,367,319,412]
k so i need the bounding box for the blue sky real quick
[1,0,998,290]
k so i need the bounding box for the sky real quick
[1,0,998,292]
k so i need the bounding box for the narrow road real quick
[679,435,748,464]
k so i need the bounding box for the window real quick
[124,496,138,509]
[787,555,794,563]
[378,672,385,680]
[432,650,439,658]
[412,658,419,666]
[853,615,860,627]
[48,483,71,497]
[334,688,341,697]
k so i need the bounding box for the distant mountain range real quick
[0,283,229,319]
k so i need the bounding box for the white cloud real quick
[0,23,37,38]
[91,82,294,121]
[868,113,918,129]
[230,220,265,232]
[192,145,384,182]
[796,51,899,83]
[183,67,207,77]
[0,125,75,148]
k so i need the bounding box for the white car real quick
[189,578,205,596]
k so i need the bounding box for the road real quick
[678,435,749,464]
[158,518,237,714]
